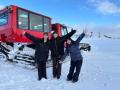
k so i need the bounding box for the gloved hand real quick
[71,29,76,33]
[20,31,26,37]
[59,60,63,64]
[22,31,26,35]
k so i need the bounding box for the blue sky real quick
[0,0,120,35]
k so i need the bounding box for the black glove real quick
[59,60,63,64]
[71,29,76,33]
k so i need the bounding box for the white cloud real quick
[0,5,4,10]
[88,0,120,14]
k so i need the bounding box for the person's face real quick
[53,33,58,38]
[44,34,48,39]
[67,39,71,44]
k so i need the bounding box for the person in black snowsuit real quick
[23,32,50,80]
[49,30,76,79]
[62,30,86,82]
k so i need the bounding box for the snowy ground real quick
[0,37,120,90]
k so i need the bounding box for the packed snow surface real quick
[0,37,120,90]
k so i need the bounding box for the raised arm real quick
[61,29,76,41]
[24,32,42,44]
[75,33,85,43]
[75,29,87,43]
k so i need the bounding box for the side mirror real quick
[8,8,13,13]
[6,6,13,13]
[8,9,13,13]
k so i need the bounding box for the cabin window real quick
[44,17,50,32]
[0,12,8,26]
[18,9,29,29]
[30,13,43,31]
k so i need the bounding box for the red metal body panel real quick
[0,7,12,42]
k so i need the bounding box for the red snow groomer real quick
[0,5,69,67]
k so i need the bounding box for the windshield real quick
[0,11,8,26]
[61,26,68,36]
